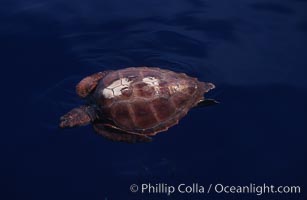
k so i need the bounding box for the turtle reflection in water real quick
[59,67,217,143]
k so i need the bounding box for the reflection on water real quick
[250,2,296,15]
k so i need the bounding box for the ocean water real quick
[1,0,307,199]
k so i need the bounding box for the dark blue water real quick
[1,0,307,199]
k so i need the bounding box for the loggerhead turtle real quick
[59,67,217,143]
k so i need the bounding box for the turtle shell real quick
[92,67,214,135]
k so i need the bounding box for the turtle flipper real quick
[59,105,96,128]
[93,123,152,143]
[76,71,111,98]
[195,98,219,108]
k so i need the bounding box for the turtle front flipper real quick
[59,105,96,128]
[93,123,152,143]
[76,71,111,98]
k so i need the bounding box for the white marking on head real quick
[142,76,161,95]
[142,77,159,86]
[168,80,191,94]
[106,79,122,89]
[102,88,113,98]
[102,78,132,98]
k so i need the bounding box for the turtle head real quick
[59,105,96,128]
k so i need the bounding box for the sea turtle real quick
[59,67,217,143]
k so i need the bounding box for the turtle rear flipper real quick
[195,99,219,108]
[93,123,152,143]
[76,71,111,98]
